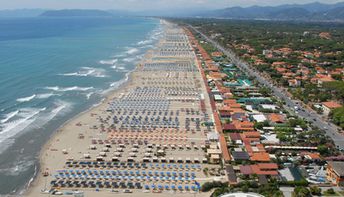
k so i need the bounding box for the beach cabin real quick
[129,153,136,157]
[96,156,104,161]
[185,158,191,163]
[169,157,175,163]
[112,157,119,162]
[157,149,165,156]
[152,157,159,163]
[84,153,91,159]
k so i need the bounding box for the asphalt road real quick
[189,25,344,150]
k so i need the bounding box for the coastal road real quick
[188,25,344,150]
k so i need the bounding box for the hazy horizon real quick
[1,0,344,11]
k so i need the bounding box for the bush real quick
[326,188,335,195]
[310,186,321,195]
[293,186,311,197]
[201,181,228,192]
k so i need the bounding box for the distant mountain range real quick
[199,2,344,21]
[0,2,343,21]
[0,9,46,17]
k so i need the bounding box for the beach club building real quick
[327,161,344,186]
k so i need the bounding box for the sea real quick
[0,16,162,195]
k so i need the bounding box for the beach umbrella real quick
[171,185,176,190]
[178,185,183,190]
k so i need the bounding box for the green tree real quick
[310,186,321,195]
[293,186,311,197]
[317,144,330,156]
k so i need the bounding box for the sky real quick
[1,0,344,10]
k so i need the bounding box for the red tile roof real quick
[322,101,342,109]
[219,134,231,162]
[250,152,271,162]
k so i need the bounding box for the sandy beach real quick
[26,20,223,197]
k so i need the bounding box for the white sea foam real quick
[45,86,94,92]
[36,93,59,99]
[109,72,131,89]
[0,107,46,147]
[16,94,36,103]
[86,92,94,100]
[125,47,139,55]
[1,110,19,124]
[59,67,107,78]
[137,39,153,45]
[99,59,118,65]
[0,157,35,176]
[123,57,136,63]
[39,100,71,124]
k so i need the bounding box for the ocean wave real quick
[0,157,35,176]
[42,100,71,123]
[137,39,153,45]
[59,67,107,78]
[125,47,139,55]
[36,93,59,99]
[86,92,94,100]
[123,57,136,63]
[99,59,118,65]
[0,107,46,146]
[1,110,19,124]
[16,94,36,103]
[109,72,131,89]
[45,86,94,92]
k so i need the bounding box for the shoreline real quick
[23,19,164,196]
[23,55,138,196]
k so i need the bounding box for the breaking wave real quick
[16,94,36,103]
[99,59,118,65]
[44,86,94,92]
[59,67,107,78]
[125,47,139,55]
